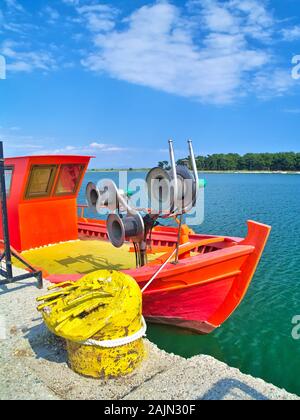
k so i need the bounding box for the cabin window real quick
[55,164,84,196]
[25,165,58,199]
[5,167,13,195]
[2,166,13,197]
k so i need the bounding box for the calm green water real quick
[79,172,300,395]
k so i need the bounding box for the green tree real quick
[168,152,300,172]
[158,161,171,170]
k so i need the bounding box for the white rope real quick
[141,241,195,293]
[81,317,147,348]
[142,247,179,293]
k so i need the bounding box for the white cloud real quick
[197,0,241,33]
[282,26,300,42]
[253,69,295,98]
[78,5,115,14]
[90,142,107,148]
[43,6,60,22]
[0,127,45,154]
[76,4,118,33]
[0,7,35,34]
[229,0,274,39]
[1,0,297,103]
[89,142,127,152]
[10,143,43,150]
[284,109,300,114]
[62,0,80,6]
[81,1,275,104]
[0,124,128,156]
[4,0,25,13]
[1,40,57,73]
[30,142,128,156]
[1,3,59,73]
[189,0,274,41]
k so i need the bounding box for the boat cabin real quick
[1,155,91,252]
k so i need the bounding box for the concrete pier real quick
[0,268,298,401]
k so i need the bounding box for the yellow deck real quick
[19,240,144,275]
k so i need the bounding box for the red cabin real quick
[2,155,91,252]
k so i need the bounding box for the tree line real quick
[159,152,300,172]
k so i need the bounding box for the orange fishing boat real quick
[2,150,271,334]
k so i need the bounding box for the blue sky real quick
[0,0,299,168]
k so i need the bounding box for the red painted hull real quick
[48,219,271,334]
[142,278,235,334]
[76,219,271,334]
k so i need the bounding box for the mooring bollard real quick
[37,270,146,379]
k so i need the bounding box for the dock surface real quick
[0,268,298,401]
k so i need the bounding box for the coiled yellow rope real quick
[37,270,143,343]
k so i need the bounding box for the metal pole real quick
[174,214,183,265]
[188,139,199,189]
[0,141,13,279]
[168,139,178,213]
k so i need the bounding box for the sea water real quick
[79,172,300,396]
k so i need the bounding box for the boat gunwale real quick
[125,243,255,282]
[141,269,242,295]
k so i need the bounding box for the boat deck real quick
[17,240,161,275]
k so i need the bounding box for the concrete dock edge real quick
[0,269,298,401]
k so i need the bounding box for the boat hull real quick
[124,220,271,334]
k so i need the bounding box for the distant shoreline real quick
[88,169,150,172]
[87,169,300,175]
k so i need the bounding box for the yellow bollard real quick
[37,270,146,379]
[67,339,145,379]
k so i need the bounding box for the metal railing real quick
[0,141,43,289]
